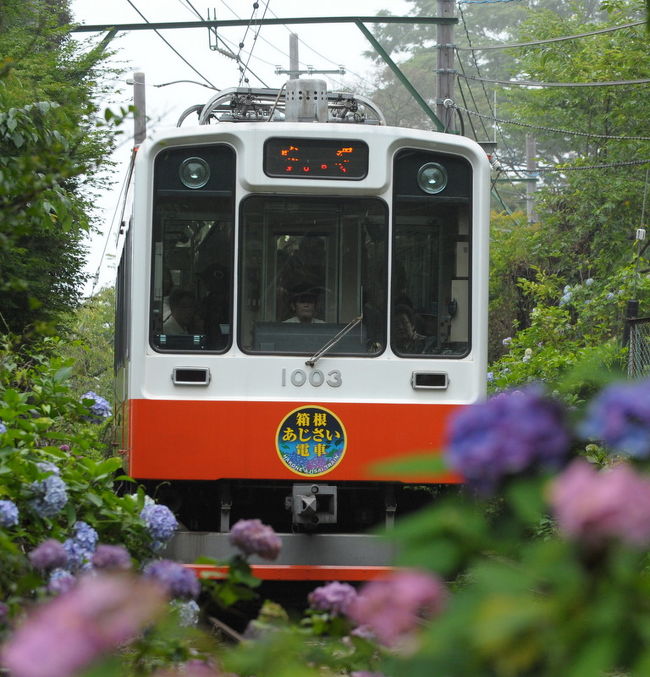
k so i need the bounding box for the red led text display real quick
[264,138,369,180]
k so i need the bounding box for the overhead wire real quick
[456,20,644,51]
[238,1,272,86]
[458,73,650,87]
[124,0,218,89]
[179,0,270,87]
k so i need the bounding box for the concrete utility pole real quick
[132,71,146,146]
[526,134,538,223]
[436,0,456,133]
[275,34,346,79]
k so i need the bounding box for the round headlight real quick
[179,157,210,189]
[417,162,447,194]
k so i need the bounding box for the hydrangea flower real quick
[0,499,19,527]
[2,574,165,677]
[549,459,650,548]
[28,473,68,518]
[347,570,447,647]
[229,519,281,560]
[308,581,357,616]
[63,522,99,572]
[0,421,7,434]
[447,386,570,493]
[29,539,68,571]
[559,291,572,306]
[80,391,112,423]
[142,560,201,600]
[579,379,650,457]
[502,336,512,346]
[171,599,200,627]
[91,544,132,571]
[140,503,178,544]
[47,569,76,596]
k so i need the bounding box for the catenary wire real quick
[449,102,650,141]
[458,73,650,87]
[125,0,218,89]
[456,20,645,51]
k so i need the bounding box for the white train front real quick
[114,81,490,579]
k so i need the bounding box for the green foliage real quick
[0,338,155,618]
[0,0,119,337]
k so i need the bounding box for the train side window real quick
[239,196,388,356]
[149,145,235,352]
[392,149,472,358]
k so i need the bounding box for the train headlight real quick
[417,162,447,194]
[179,157,210,189]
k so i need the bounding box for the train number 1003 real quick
[281,368,342,388]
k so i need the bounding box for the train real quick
[114,79,491,580]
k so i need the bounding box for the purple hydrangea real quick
[347,570,447,647]
[91,544,132,571]
[229,519,281,560]
[0,499,19,527]
[142,559,201,600]
[29,539,68,571]
[29,466,68,518]
[447,386,570,492]
[80,391,112,423]
[63,522,99,572]
[579,379,650,458]
[308,581,357,616]
[47,569,76,596]
[0,421,7,434]
[549,459,650,548]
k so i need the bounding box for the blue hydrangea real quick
[171,599,200,626]
[29,474,68,518]
[448,386,570,493]
[579,379,650,458]
[80,391,112,423]
[559,291,572,306]
[0,499,19,527]
[0,421,6,434]
[140,503,178,542]
[63,521,99,571]
[47,568,76,595]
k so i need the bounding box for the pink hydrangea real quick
[549,458,650,547]
[346,569,447,646]
[229,519,281,560]
[1,574,166,677]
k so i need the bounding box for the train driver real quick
[284,283,325,324]
[163,289,201,334]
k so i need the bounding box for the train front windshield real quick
[150,143,471,358]
[240,196,387,355]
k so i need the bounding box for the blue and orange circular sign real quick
[276,405,346,476]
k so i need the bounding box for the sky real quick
[69,0,411,293]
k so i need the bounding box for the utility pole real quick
[436,0,456,133]
[275,34,345,79]
[526,134,538,223]
[131,71,146,147]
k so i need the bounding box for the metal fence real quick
[627,317,650,378]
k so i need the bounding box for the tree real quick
[0,0,118,337]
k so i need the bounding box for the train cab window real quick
[239,196,388,355]
[149,145,235,352]
[392,149,472,358]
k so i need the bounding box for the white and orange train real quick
[114,80,490,580]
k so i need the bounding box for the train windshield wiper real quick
[305,314,363,368]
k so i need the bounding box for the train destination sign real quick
[264,138,368,179]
